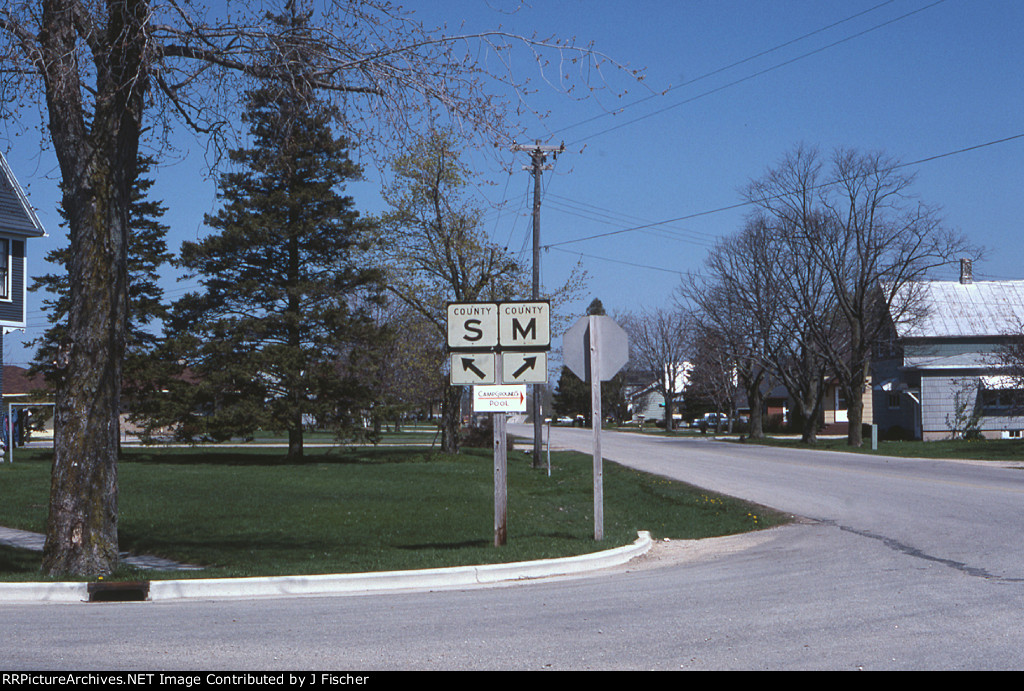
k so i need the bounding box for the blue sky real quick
[2,0,1023,368]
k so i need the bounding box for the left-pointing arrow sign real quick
[450,353,496,385]
[462,357,488,379]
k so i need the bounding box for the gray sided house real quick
[876,261,1024,440]
[0,152,47,330]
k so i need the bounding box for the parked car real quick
[693,412,729,429]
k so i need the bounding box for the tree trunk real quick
[743,369,766,440]
[288,417,304,459]
[40,0,147,577]
[663,393,675,431]
[441,383,463,453]
[797,380,825,445]
[845,371,868,448]
[43,150,131,577]
[748,386,765,439]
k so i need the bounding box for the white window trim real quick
[0,237,11,303]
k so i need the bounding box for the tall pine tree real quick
[29,155,172,408]
[163,11,382,458]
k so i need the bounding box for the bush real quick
[881,424,912,441]
[460,416,514,450]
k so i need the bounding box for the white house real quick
[877,260,1024,440]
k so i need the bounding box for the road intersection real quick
[4,427,1023,670]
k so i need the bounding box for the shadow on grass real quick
[397,539,493,551]
[118,446,453,467]
[0,545,42,574]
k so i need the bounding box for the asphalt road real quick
[3,427,1024,670]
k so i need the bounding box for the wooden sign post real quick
[562,314,629,541]
[447,301,549,547]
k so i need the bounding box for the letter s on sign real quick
[464,319,483,342]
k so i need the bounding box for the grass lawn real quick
[0,444,787,581]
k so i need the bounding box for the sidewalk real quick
[0,525,204,571]
[0,526,652,603]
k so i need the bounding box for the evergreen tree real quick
[552,298,627,426]
[163,13,382,458]
[29,156,172,404]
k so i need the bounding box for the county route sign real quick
[446,301,550,351]
[446,301,550,385]
[446,302,499,349]
[497,301,550,349]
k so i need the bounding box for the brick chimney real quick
[960,258,973,285]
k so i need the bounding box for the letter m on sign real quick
[512,318,536,342]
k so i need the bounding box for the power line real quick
[551,0,901,139]
[543,193,719,248]
[543,131,1024,251]
[548,246,700,276]
[562,0,949,147]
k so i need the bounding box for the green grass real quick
[730,435,1024,461]
[0,444,787,581]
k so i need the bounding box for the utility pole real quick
[511,139,564,469]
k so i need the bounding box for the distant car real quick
[693,412,729,429]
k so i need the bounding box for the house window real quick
[0,237,9,301]
[980,388,1021,412]
[887,393,901,410]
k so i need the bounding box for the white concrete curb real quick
[1,580,90,603]
[2,531,652,603]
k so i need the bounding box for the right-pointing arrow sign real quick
[502,352,547,384]
[512,356,537,379]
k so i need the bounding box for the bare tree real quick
[745,145,977,447]
[0,0,641,576]
[622,307,691,430]
[682,214,833,442]
[375,130,525,452]
[680,217,779,439]
[686,327,740,433]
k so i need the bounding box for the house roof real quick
[894,279,1024,339]
[0,152,46,238]
[2,365,49,396]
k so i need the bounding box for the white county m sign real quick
[498,301,550,349]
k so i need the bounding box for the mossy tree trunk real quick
[39,0,147,577]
